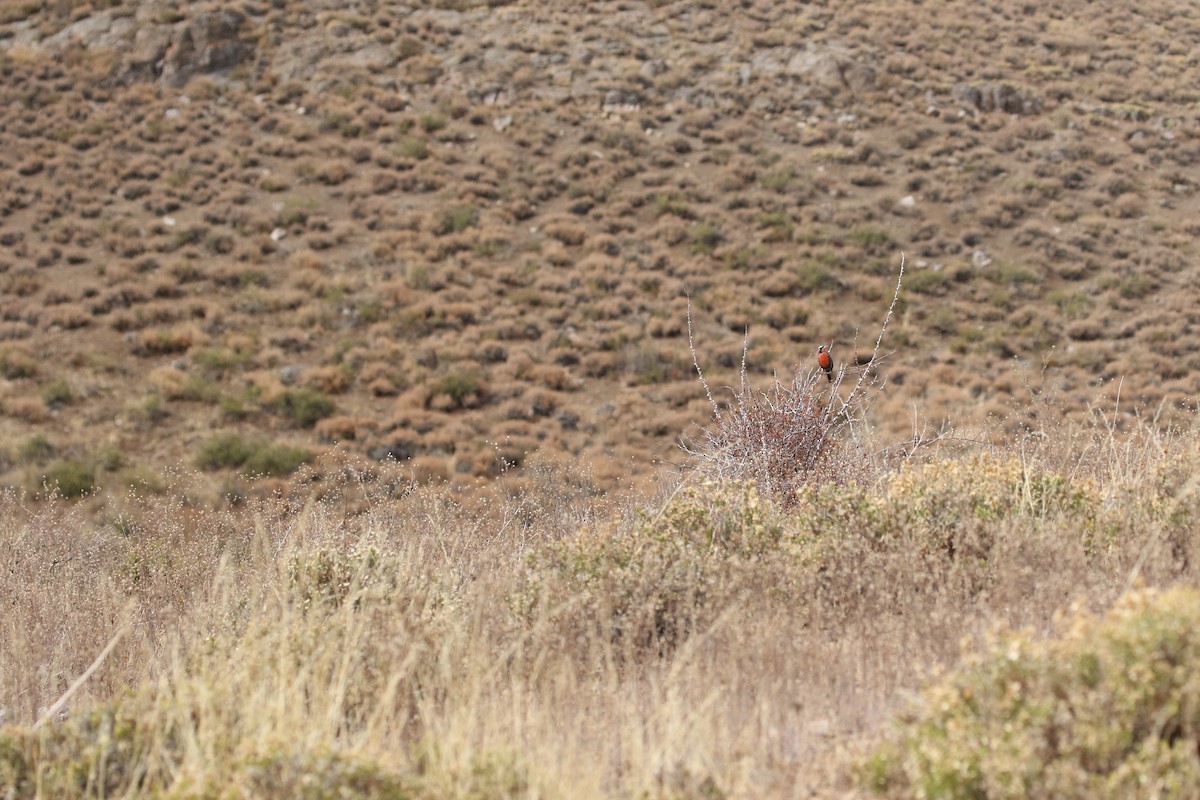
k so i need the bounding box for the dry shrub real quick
[314,415,365,443]
[146,365,189,399]
[6,396,49,423]
[543,219,587,247]
[134,324,208,357]
[524,479,789,654]
[685,256,905,504]
[303,365,352,394]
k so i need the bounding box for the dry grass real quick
[1,410,1197,797]
[2,4,1200,792]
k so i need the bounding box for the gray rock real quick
[159,10,254,87]
[40,10,138,53]
[786,42,876,93]
[368,440,415,462]
[953,82,1043,115]
[602,89,644,110]
[121,25,175,83]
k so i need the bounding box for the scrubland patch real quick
[0,421,1198,798]
[3,3,1200,789]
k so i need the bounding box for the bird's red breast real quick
[817,348,832,370]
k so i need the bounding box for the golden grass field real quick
[2,0,1200,796]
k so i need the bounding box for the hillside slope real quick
[1,0,1198,501]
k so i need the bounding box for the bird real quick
[817,345,833,382]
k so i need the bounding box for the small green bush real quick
[0,349,36,379]
[862,587,1200,799]
[273,388,336,428]
[439,370,479,400]
[39,381,72,407]
[436,203,478,235]
[195,347,250,374]
[41,458,95,499]
[197,434,255,470]
[397,137,428,159]
[689,221,723,255]
[525,481,788,650]
[243,444,312,477]
[419,113,446,133]
[198,435,311,477]
[652,193,694,219]
[18,433,55,463]
[848,226,894,254]
[905,268,951,295]
[795,260,838,293]
[0,702,418,800]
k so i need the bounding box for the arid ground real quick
[1,0,1197,506]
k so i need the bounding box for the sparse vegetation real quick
[273,388,336,428]
[2,4,1200,795]
[436,203,479,235]
[197,433,311,476]
[2,415,1199,797]
[37,457,95,499]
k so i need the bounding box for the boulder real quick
[159,10,255,87]
[786,42,876,94]
[952,81,1044,115]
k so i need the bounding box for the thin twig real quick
[35,625,126,729]
[838,252,905,418]
[686,295,719,418]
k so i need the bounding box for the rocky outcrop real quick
[786,42,877,95]
[157,11,255,87]
[952,81,1044,115]
[3,6,254,87]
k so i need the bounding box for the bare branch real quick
[686,295,719,419]
[683,252,907,505]
[836,251,905,419]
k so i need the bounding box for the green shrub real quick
[848,226,894,254]
[195,347,250,374]
[197,433,255,470]
[41,458,95,499]
[432,370,485,408]
[419,113,446,133]
[652,193,693,219]
[0,701,418,800]
[689,221,723,255]
[757,210,793,238]
[759,169,796,192]
[397,137,428,159]
[525,481,788,650]
[862,587,1200,799]
[435,203,478,235]
[198,435,311,477]
[18,433,55,463]
[0,349,36,379]
[38,381,72,407]
[905,268,951,295]
[795,260,838,292]
[243,443,312,477]
[274,388,336,428]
